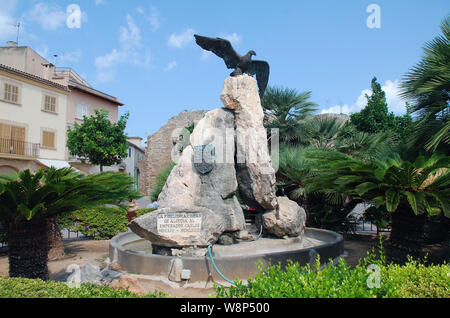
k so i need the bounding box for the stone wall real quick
[139,110,208,195]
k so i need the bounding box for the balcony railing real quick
[0,138,40,158]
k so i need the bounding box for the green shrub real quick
[215,248,450,298]
[150,162,176,202]
[0,276,165,298]
[57,207,156,240]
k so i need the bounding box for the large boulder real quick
[157,108,245,232]
[261,197,306,238]
[129,207,224,247]
[221,74,278,211]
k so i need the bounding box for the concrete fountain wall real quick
[110,228,344,283]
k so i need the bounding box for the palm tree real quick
[262,86,317,144]
[304,149,449,263]
[0,168,138,280]
[277,116,396,230]
[400,17,450,154]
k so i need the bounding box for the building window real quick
[42,130,56,149]
[101,108,110,120]
[76,104,89,119]
[0,123,26,155]
[3,83,19,104]
[128,147,132,157]
[43,95,57,113]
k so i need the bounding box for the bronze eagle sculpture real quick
[194,34,270,99]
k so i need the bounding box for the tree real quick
[350,77,397,134]
[67,109,129,172]
[262,86,317,144]
[400,17,450,154]
[304,149,449,263]
[0,168,138,280]
[277,116,396,231]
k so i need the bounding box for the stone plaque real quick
[157,213,202,235]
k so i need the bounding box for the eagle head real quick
[248,50,257,57]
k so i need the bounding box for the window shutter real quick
[4,84,11,101]
[44,95,57,112]
[42,131,55,148]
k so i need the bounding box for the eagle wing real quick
[194,34,240,69]
[247,60,270,99]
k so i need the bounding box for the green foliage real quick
[177,123,195,153]
[67,109,129,170]
[215,248,450,298]
[0,276,166,298]
[262,86,317,144]
[363,206,391,231]
[58,207,155,240]
[150,162,176,202]
[350,77,398,134]
[307,193,360,232]
[400,17,450,154]
[0,168,139,225]
[304,150,449,217]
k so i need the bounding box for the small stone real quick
[100,268,122,281]
[168,258,183,282]
[79,263,102,284]
[262,197,306,238]
[181,269,191,280]
[218,234,234,245]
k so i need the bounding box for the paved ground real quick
[0,236,378,297]
[0,240,110,281]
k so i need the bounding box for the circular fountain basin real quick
[110,228,343,283]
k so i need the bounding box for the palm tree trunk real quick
[46,218,65,261]
[7,219,49,280]
[386,205,426,264]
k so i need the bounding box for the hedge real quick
[57,207,155,240]
[0,276,165,298]
[215,248,450,298]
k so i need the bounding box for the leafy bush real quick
[0,276,165,298]
[58,207,155,240]
[150,162,176,202]
[215,246,450,298]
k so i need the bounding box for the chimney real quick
[7,41,18,47]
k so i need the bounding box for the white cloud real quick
[36,45,49,60]
[57,49,82,65]
[95,0,106,5]
[200,32,242,61]
[95,14,150,83]
[168,28,195,48]
[164,61,177,72]
[25,3,67,31]
[136,7,144,14]
[95,49,124,69]
[148,6,161,32]
[0,11,17,42]
[321,79,407,116]
[219,32,242,45]
[119,14,142,49]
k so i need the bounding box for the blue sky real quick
[1,1,449,142]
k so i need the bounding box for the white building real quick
[0,62,69,174]
[121,137,145,189]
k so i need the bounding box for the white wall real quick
[0,74,68,160]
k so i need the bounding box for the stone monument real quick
[129,74,306,254]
